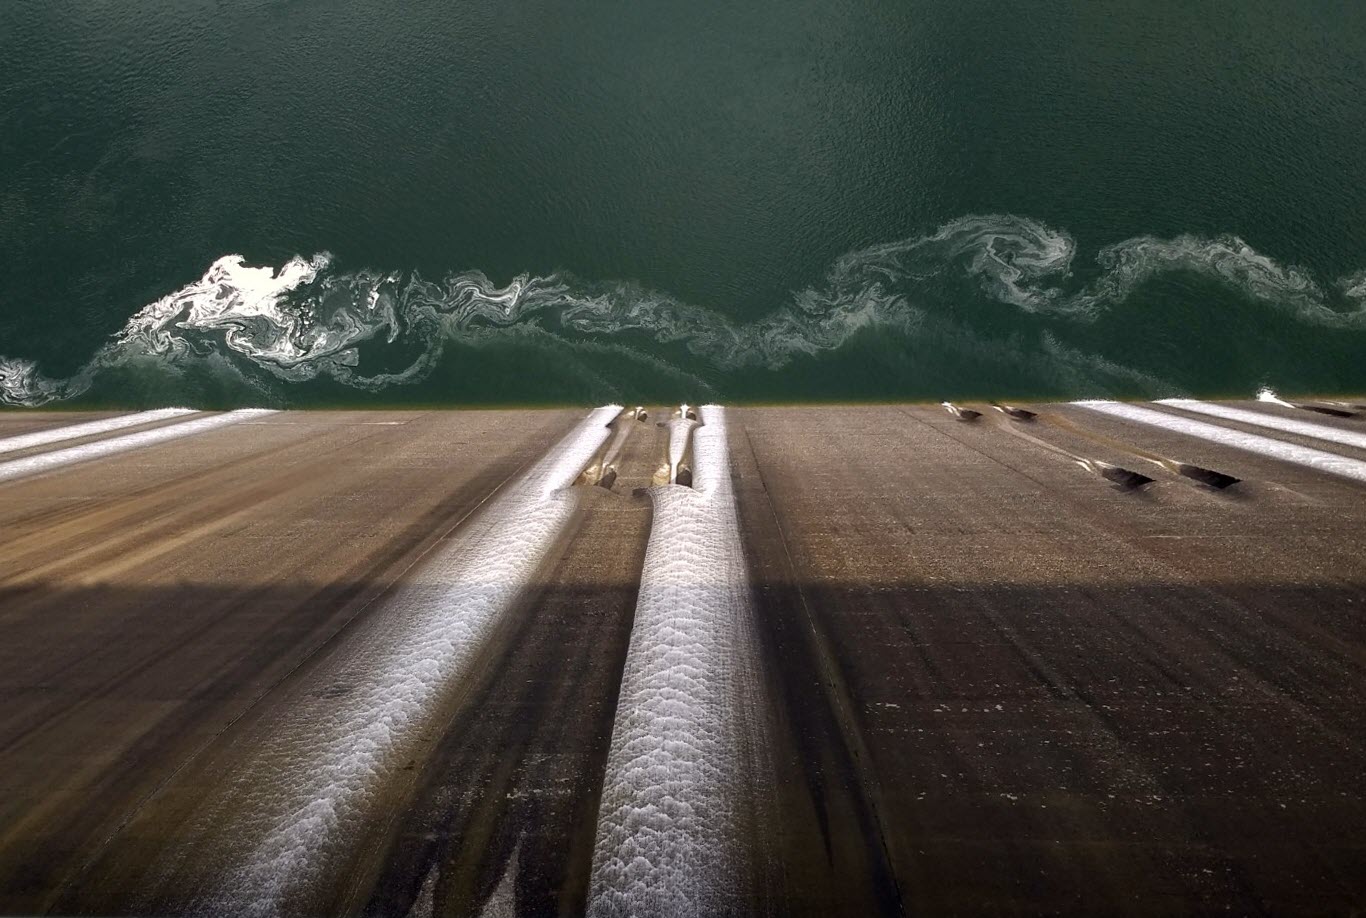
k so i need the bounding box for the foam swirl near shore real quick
[2,214,1364,407]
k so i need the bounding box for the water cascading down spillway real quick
[588,404,770,917]
[177,406,621,916]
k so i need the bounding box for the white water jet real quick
[0,409,274,484]
[1157,399,1366,453]
[666,411,697,484]
[193,406,619,917]
[588,405,766,917]
[0,408,196,457]
[1075,401,1366,484]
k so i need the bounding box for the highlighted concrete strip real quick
[991,411,1155,490]
[1035,409,1241,490]
[589,405,766,917]
[666,408,698,485]
[1157,400,1366,452]
[580,408,638,486]
[0,409,274,484]
[202,406,619,916]
[0,408,196,457]
[1076,401,1366,484]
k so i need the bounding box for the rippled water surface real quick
[1,1,1364,406]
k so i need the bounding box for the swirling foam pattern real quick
[183,406,618,917]
[3,215,1364,407]
[589,406,766,917]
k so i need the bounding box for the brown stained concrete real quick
[356,409,664,918]
[1,403,1364,916]
[0,409,581,915]
[51,408,667,918]
[732,403,1366,916]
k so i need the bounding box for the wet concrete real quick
[1,402,1364,915]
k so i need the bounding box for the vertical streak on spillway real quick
[0,407,196,456]
[1075,401,1366,483]
[196,406,621,917]
[666,413,698,484]
[1155,399,1366,451]
[0,409,275,483]
[589,405,766,917]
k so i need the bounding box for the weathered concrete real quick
[0,409,581,915]
[732,403,1366,915]
[1,402,1363,916]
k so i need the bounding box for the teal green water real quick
[2,1,1364,407]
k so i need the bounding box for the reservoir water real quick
[2,1,1364,406]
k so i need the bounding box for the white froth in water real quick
[1075,401,1366,484]
[190,406,618,917]
[588,405,766,917]
[5,215,1366,408]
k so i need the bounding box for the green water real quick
[2,1,1364,407]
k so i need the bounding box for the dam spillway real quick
[1,400,1364,915]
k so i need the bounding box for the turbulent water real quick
[3,2,1365,406]
[3,215,1364,407]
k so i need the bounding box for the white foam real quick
[0,409,275,484]
[1156,399,1366,453]
[198,406,619,916]
[0,408,196,457]
[595,411,635,474]
[1075,401,1366,484]
[588,405,764,917]
[666,415,697,484]
[9,215,1366,409]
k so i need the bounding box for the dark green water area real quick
[2,1,1364,407]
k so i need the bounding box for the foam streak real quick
[1156,400,1366,452]
[197,406,619,916]
[0,409,274,484]
[6,215,1365,407]
[1075,401,1366,483]
[0,408,196,457]
[588,405,765,916]
[666,414,697,484]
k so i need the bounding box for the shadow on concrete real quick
[1,578,1364,915]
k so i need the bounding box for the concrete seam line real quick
[1074,401,1366,483]
[1156,399,1366,452]
[0,409,277,484]
[0,408,198,457]
[192,405,620,916]
[588,404,766,917]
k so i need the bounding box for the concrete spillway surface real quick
[1,400,1365,915]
